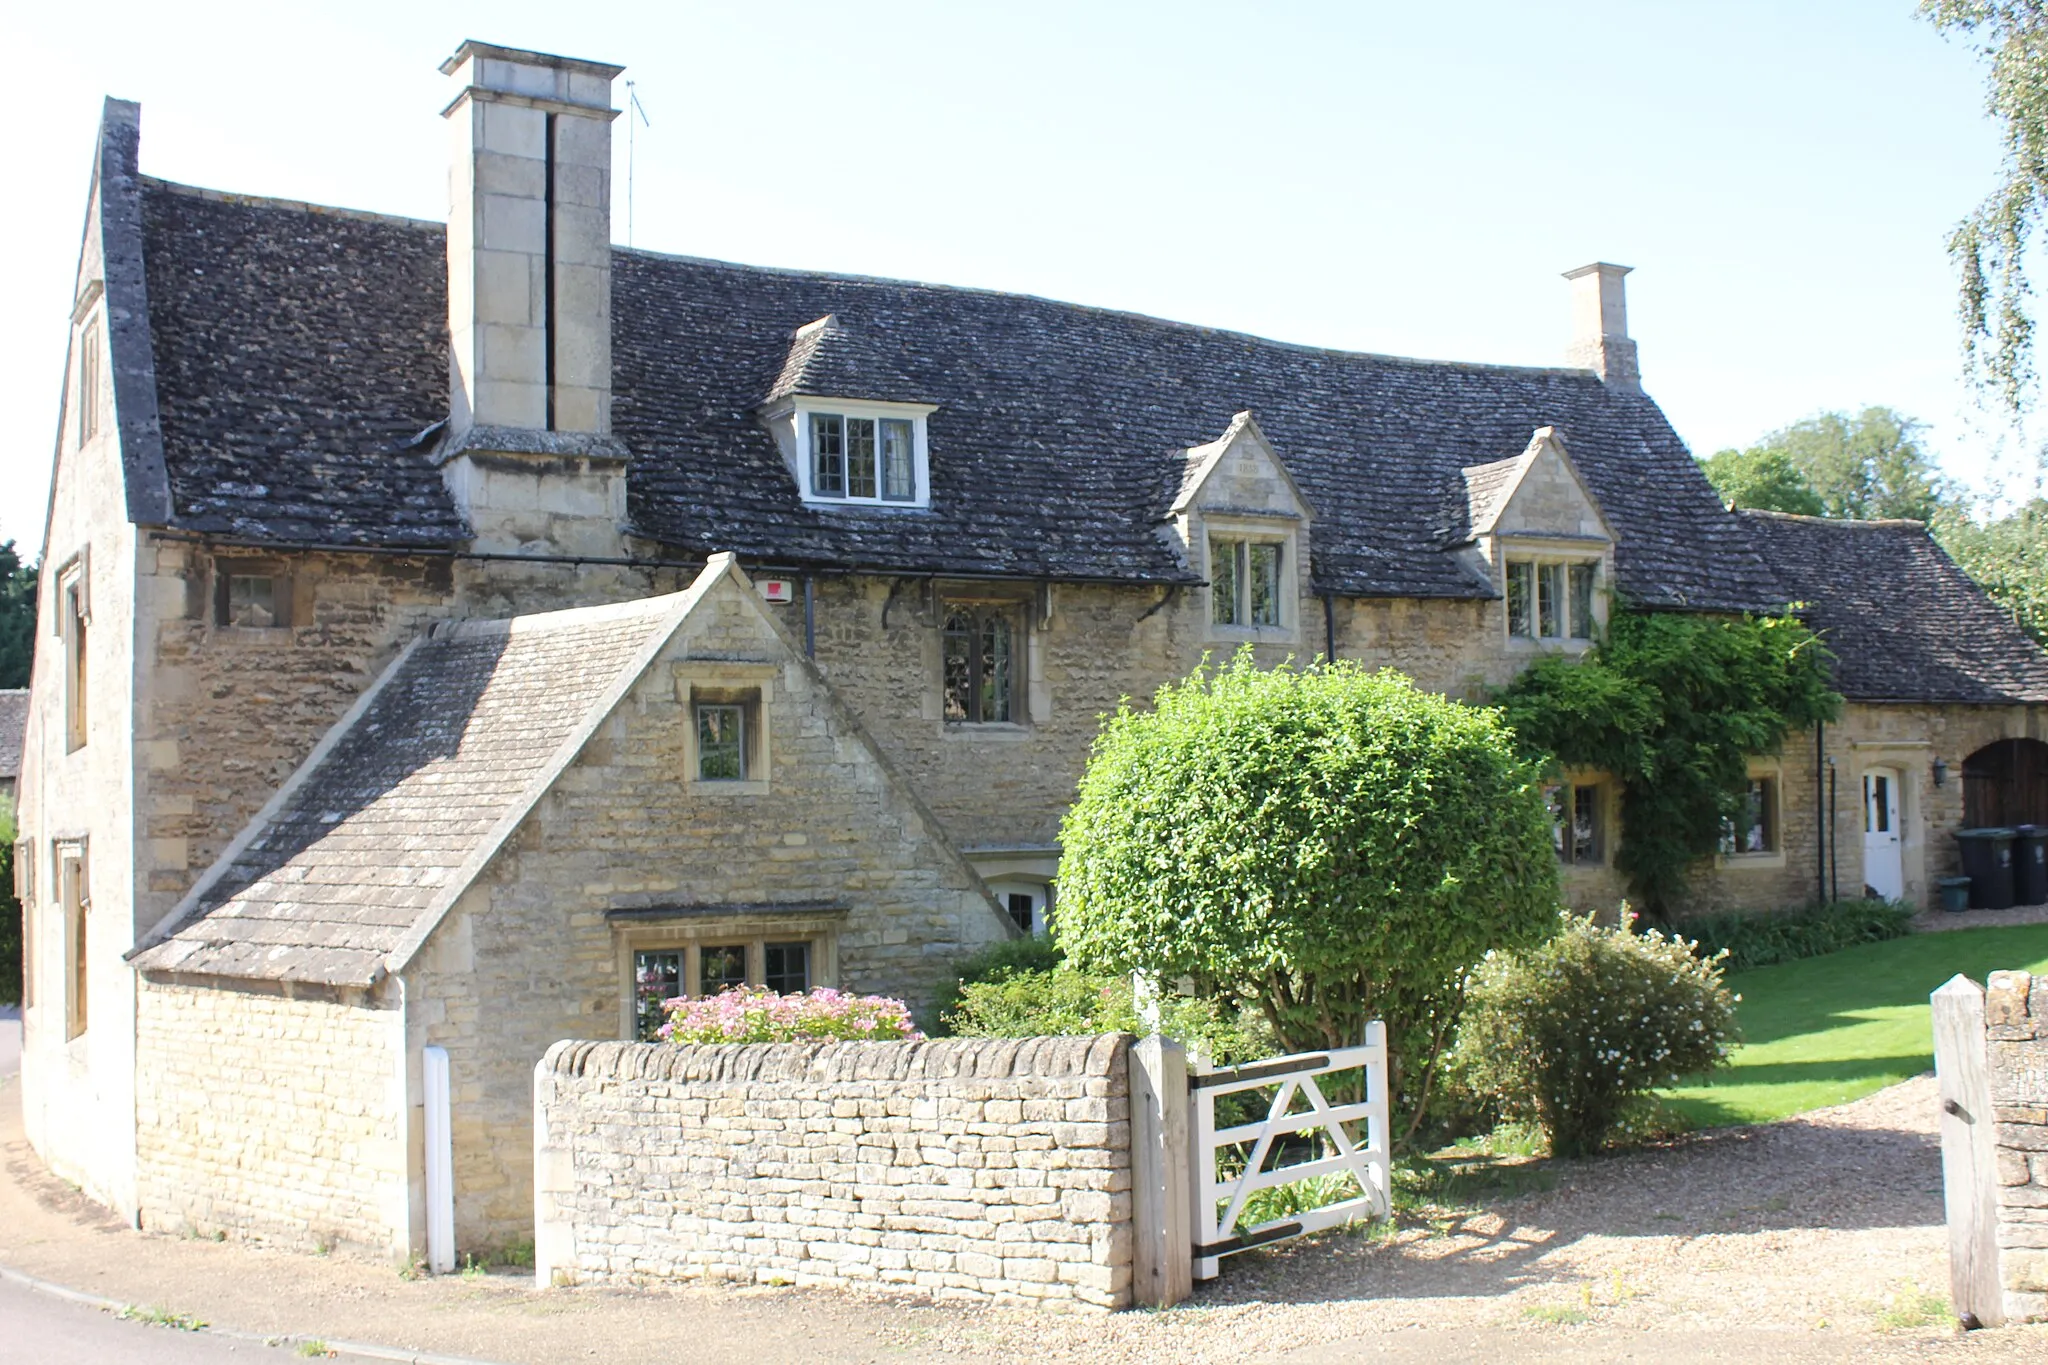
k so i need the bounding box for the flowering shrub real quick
[1448,910,1738,1157]
[658,987,923,1044]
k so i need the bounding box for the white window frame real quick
[790,400,935,508]
[57,557,90,753]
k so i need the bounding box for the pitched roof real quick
[129,590,694,986]
[0,690,27,782]
[1740,510,2048,704]
[764,313,934,406]
[129,176,1785,609]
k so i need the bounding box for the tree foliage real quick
[1494,611,1841,918]
[1921,0,2048,412]
[1700,407,1954,522]
[0,805,17,1007]
[0,542,37,691]
[1941,497,2048,643]
[1054,653,1559,1122]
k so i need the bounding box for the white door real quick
[1863,767,1904,902]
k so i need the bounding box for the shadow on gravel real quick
[1184,1101,1944,1307]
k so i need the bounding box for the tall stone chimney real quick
[1562,262,1640,393]
[436,41,632,556]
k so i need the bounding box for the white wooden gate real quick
[1189,1022,1392,1279]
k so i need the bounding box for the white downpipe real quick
[422,1045,455,1274]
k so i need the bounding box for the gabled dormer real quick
[1463,427,1618,648]
[1164,411,1315,642]
[757,315,937,509]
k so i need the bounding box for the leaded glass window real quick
[1546,781,1604,865]
[696,704,745,781]
[811,414,846,496]
[881,418,916,500]
[764,941,811,994]
[1211,537,1283,627]
[1248,543,1281,626]
[1537,563,1563,638]
[1506,561,1534,637]
[700,944,748,996]
[634,950,682,1040]
[1569,563,1597,639]
[845,417,878,498]
[943,604,1017,723]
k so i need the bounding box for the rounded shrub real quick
[941,966,1263,1062]
[1055,653,1559,1127]
[1450,911,1739,1156]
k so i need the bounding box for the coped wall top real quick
[439,40,623,114]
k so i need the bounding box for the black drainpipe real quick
[802,575,816,659]
[1827,755,1839,904]
[1322,591,1338,663]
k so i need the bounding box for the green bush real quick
[928,933,1065,1029]
[942,966,1264,1064]
[1450,912,1739,1157]
[1680,898,1914,972]
[1055,653,1558,1132]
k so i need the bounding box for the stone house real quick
[14,40,2048,1259]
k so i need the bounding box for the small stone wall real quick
[1985,970,2048,1320]
[533,1034,1134,1309]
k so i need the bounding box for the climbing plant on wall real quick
[1493,610,1841,918]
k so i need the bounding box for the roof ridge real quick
[140,175,443,233]
[1738,508,1930,530]
[428,591,691,640]
[618,245,1619,382]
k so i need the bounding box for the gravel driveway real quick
[3,1067,2045,1363]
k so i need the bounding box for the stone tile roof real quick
[1459,454,1526,538]
[129,593,688,986]
[136,181,466,547]
[130,177,1783,609]
[0,690,27,782]
[763,313,934,406]
[1741,510,2048,704]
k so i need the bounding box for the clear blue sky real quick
[1,0,2033,558]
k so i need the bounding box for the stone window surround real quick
[54,836,89,1043]
[774,398,937,509]
[1494,535,1607,654]
[936,585,1037,735]
[55,553,89,754]
[674,662,776,795]
[1719,760,1787,870]
[211,554,297,631]
[1199,511,1300,645]
[1546,771,1610,868]
[611,908,847,1040]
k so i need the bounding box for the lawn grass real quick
[1660,922,2048,1128]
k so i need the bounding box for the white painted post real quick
[1363,1020,1391,1215]
[532,1054,576,1288]
[1130,1035,1192,1308]
[422,1044,456,1275]
[1933,975,2003,1328]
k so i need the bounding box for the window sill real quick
[798,497,930,512]
[691,778,770,796]
[1506,636,1595,653]
[942,722,1033,742]
[1206,625,1298,643]
[1558,861,1610,873]
[1718,852,1787,870]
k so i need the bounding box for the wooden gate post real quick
[1933,975,2003,1328]
[1130,1035,1192,1308]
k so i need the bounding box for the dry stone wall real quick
[533,1035,1135,1309]
[1985,970,2048,1320]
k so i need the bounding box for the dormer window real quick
[781,403,932,507]
[812,413,917,502]
[1506,559,1598,641]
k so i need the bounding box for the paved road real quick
[1,1276,279,1363]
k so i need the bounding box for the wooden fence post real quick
[1933,974,2003,1328]
[1130,1034,1192,1308]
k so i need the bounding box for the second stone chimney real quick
[436,41,631,557]
[1562,262,1640,393]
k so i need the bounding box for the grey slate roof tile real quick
[1741,510,2048,704]
[134,180,1782,609]
[131,595,681,985]
[0,690,27,782]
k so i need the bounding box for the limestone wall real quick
[403,571,1014,1253]
[132,977,408,1258]
[1982,970,2048,1321]
[533,1035,1134,1309]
